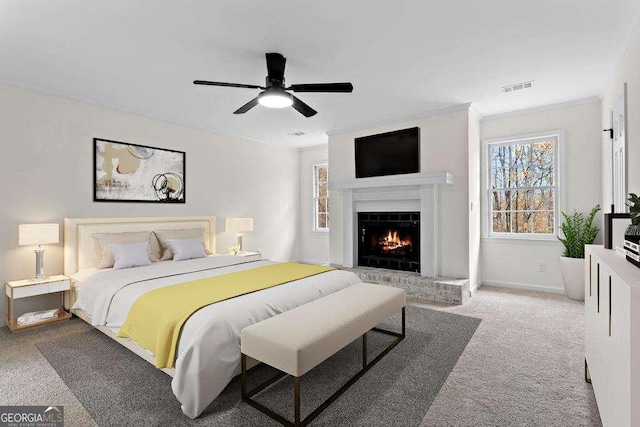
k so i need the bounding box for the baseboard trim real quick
[481,280,566,295]
[299,259,330,265]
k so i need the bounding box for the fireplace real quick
[358,212,420,272]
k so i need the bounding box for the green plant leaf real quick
[558,205,600,258]
[629,194,640,225]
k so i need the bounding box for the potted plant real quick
[558,205,600,300]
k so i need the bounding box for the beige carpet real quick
[0,285,601,426]
[416,285,601,426]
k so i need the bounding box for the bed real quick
[64,216,362,419]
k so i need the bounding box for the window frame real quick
[482,130,564,241]
[313,162,329,232]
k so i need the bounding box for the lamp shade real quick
[225,218,253,233]
[19,223,60,246]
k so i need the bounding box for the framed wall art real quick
[94,138,185,203]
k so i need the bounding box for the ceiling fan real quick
[194,53,353,118]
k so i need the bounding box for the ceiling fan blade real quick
[291,95,317,117]
[266,53,286,82]
[287,82,353,93]
[194,80,263,90]
[233,97,260,114]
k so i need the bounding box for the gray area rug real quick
[36,306,480,426]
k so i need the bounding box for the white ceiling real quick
[1,0,639,147]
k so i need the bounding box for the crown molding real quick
[481,96,601,121]
[325,102,472,136]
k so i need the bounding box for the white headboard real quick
[64,216,216,275]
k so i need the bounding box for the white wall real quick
[297,145,330,264]
[480,101,602,293]
[468,108,481,293]
[601,22,640,210]
[328,107,470,279]
[0,83,299,326]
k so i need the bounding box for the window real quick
[313,164,329,231]
[485,132,560,238]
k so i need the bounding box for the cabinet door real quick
[584,252,597,359]
[631,295,640,426]
[603,270,631,427]
[586,256,615,424]
[591,261,611,425]
[585,253,600,366]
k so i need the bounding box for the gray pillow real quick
[153,228,210,260]
[93,231,157,269]
[109,242,153,270]
[166,238,207,261]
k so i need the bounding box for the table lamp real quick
[19,223,60,280]
[225,218,253,253]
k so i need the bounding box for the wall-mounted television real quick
[355,127,420,178]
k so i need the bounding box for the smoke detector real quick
[287,131,306,137]
[502,81,534,93]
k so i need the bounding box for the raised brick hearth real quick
[342,266,470,305]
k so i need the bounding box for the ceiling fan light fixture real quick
[258,89,293,109]
[194,52,351,117]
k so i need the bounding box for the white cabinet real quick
[5,275,72,332]
[585,246,639,427]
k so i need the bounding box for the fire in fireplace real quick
[358,212,420,272]
[378,230,413,255]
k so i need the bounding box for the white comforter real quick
[72,255,361,418]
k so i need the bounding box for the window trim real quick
[481,129,565,241]
[313,162,329,232]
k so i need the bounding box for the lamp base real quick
[236,233,244,253]
[34,246,46,280]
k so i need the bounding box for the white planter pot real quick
[559,256,585,301]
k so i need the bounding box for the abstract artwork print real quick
[94,138,185,203]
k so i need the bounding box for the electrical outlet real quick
[538,262,547,273]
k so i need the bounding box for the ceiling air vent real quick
[287,131,306,137]
[502,81,534,93]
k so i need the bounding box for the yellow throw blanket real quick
[116,262,335,368]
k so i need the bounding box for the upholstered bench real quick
[240,282,406,426]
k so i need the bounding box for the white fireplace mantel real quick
[329,172,454,277]
[330,172,453,191]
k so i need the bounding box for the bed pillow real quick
[153,228,210,260]
[109,242,153,270]
[148,233,163,262]
[93,231,157,269]
[166,238,207,261]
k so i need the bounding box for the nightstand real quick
[5,275,72,332]
[237,251,262,261]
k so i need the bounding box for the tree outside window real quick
[314,164,329,231]
[488,135,558,236]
